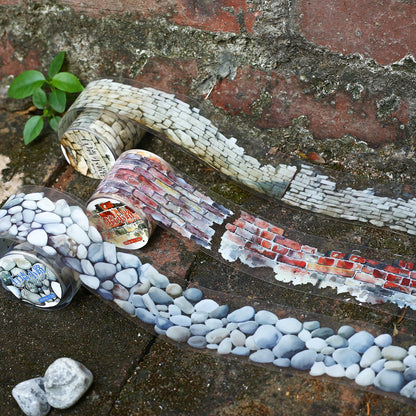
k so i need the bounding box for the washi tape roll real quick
[85,150,164,250]
[0,239,80,309]
[59,108,146,178]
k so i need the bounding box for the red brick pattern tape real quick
[219,212,416,310]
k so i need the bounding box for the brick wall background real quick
[1,0,416,188]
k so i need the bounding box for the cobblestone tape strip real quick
[60,79,416,237]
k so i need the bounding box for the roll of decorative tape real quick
[59,108,146,178]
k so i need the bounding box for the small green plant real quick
[7,51,84,144]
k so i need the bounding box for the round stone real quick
[155,316,174,331]
[272,334,305,359]
[166,326,191,343]
[12,377,50,416]
[273,358,291,368]
[400,380,416,400]
[384,360,406,372]
[249,349,275,363]
[355,368,376,386]
[191,312,208,324]
[227,306,255,323]
[382,345,408,361]
[374,369,405,393]
[66,224,91,246]
[174,296,195,315]
[326,364,345,378]
[34,212,62,225]
[70,206,90,231]
[114,299,135,315]
[188,336,207,349]
[255,310,278,325]
[275,317,302,335]
[217,338,232,354]
[238,321,259,335]
[94,262,117,280]
[305,337,327,352]
[54,199,71,217]
[170,315,192,327]
[232,347,250,356]
[209,305,229,319]
[311,327,334,339]
[116,252,141,269]
[291,350,317,371]
[135,308,156,324]
[148,287,173,305]
[103,242,117,264]
[190,324,210,336]
[205,318,223,331]
[230,329,246,347]
[115,268,138,288]
[310,361,326,376]
[183,287,203,303]
[88,226,103,243]
[371,358,386,373]
[348,331,374,353]
[112,284,129,300]
[87,243,104,263]
[303,320,320,331]
[337,325,356,339]
[37,198,55,212]
[345,364,360,380]
[360,345,381,368]
[81,259,95,276]
[194,299,220,314]
[374,333,392,348]
[165,283,182,298]
[333,348,361,367]
[326,335,348,349]
[27,229,48,247]
[253,325,281,349]
[404,366,416,382]
[206,328,230,344]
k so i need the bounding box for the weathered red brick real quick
[384,264,409,276]
[384,281,408,293]
[272,244,289,256]
[260,229,275,241]
[223,229,245,246]
[372,269,387,279]
[301,245,317,254]
[386,274,401,284]
[318,257,335,266]
[279,256,306,269]
[336,260,354,270]
[406,263,415,270]
[261,239,272,249]
[254,218,270,229]
[274,235,302,251]
[354,272,384,286]
[349,255,366,264]
[225,223,236,232]
[306,263,355,277]
[299,0,416,65]
[402,278,411,287]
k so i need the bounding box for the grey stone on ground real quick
[12,377,50,416]
[43,357,93,409]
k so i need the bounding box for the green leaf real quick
[49,89,66,113]
[8,70,46,99]
[51,72,84,93]
[23,115,44,144]
[48,51,65,78]
[49,115,61,132]
[32,88,47,109]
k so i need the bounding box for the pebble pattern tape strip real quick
[60,79,416,236]
[2,190,416,403]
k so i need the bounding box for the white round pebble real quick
[194,299,220,314]
[276,317,302,334]
[217,338,232,354]
[249,349,275,363]
[166,326,191,343]
[27,229,48,247]
[325,364,345,378]
[345,364,360,380]
[355,368,376,386]
[310,361,326,376]
[360,345,381,368]
[166,283,182,298]
[382,346,407,361]
[305,337,327,352]
[298,329,311,342]
[374,333,392,348]
[384,360,406,372]
[230,329,246,347]
[206,328,230,344]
